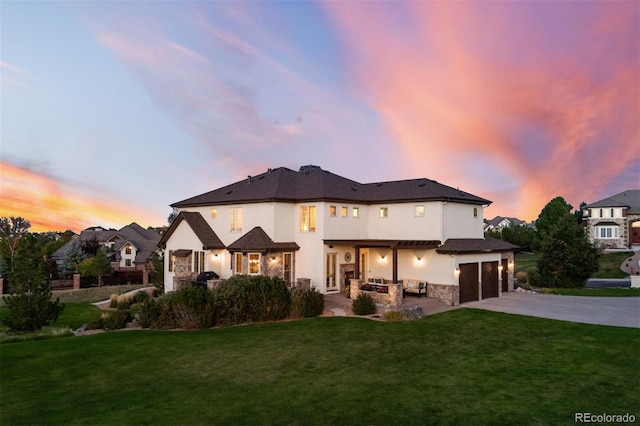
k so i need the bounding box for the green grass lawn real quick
[2,310,638,425]
[515,251,634,279]
[538,287,640,297]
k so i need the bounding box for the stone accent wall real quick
[173,273,196,291]
[427,283,459,306]
[206,279,224,290]
[73,273,81,290]
[502,252,514,293]
[586,216,634,249]
[350,279,402,308]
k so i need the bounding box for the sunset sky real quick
[1,1,638,233]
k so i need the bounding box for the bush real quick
[290,287,325,318]
[352,293,376,315]
[136,300,159,329]
[89,309,130,331]
[158,286,215,330]
[515,271,528,285]
[133,290,149,304]
[384,310,406,321]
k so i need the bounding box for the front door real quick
[632,225,640,244]
[326,253,337,291]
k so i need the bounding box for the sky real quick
[1,1,638,233]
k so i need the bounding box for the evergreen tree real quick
[536,200,599,288]
[78,247,112,287]
[2,234,64,332]
[533,196,573,251]
[60,240,84,278]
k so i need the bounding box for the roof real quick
[52,223,161,263]
[436,236,519,254]
[485,216,527,228]
[324,239,440,249]
[585,190,640,214]
[172,165,491,208]
[158,212,225,250]
[226,227,299,252]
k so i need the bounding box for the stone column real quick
[142,269,149,285]
[73,274,81,290]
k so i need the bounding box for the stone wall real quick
[350,279,402,308]
[586,217,631,249]
[427,283,459,306]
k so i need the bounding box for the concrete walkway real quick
[464,292,640,328]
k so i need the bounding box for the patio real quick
[322,292,458,319]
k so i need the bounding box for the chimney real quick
[247,175,252,183]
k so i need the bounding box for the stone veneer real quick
[427,283,459,306]
[350,279,403,308]
[586,213,640,249]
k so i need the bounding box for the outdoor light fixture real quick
[380,255,387,264]
[508,260,514,269]
[415,256,423,266]
[455,267,460,277]
[498,264,504,273]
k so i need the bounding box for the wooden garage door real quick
[482,261,499,299]
[501,259,509,292]
[459,263,479,303]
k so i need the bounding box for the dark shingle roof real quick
[172,165,491,207]
[158,212,225,250]
[227,227,299,252]
[585,189,640,214]
[436,236,519,254]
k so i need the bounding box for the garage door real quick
[459,263,479,303]
[482,261,499,299]
[501,259,509,292]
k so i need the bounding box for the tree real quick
[60,240,84,278]
[532,197,572,251]
[146,250,164,294]
[78,247,112,286]
[536,199,599,288]
[0,216,31,272]
[168,208,179,225]
[2,234,64,332]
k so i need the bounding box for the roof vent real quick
[248,175,252,183]
[267,168,272,173]
[299,165,321,174]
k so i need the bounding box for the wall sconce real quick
[508,260,514,270]
[454,267,460,277]
[380,255,387,265]
[270,256,278,264]
[498,264,504,273]
[415,256,423,266]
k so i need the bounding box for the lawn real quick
[2,309,638,425]
[515,251,634,279]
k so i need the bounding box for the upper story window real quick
[415,205,425,217]
[379,207,388,218]
[353,207,359,218]
[211,208,217,219]
[341,206,348,217]
[473,207,478,218]
[125,245,132,254]
[300,206,316,232]
[599,208,603,218]
[329,206,337,217]
[230,207,242,232]
[610,208,614,218]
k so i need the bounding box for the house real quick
[159,165,517,305]
[484,216,527,233]
[582,189,640,249]
[52,222,161,282]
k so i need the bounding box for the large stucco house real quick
[582,189,640,249]
[158,165,517,305]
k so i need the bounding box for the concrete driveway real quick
[464,292,640,328]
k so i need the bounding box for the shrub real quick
[384,310,406,321]
[116,294,131,310]
[133,290,149,304]
[109,294,119,308]
[151,286,214,330]
[101,310,130,330]
[352,293,376,315]
[515,271,528,285]
[527,270,541,288]
[290,287,324,318]
[136,300,159,329]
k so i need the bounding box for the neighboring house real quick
[582,189,640,249]
[483,216,527,233]
[159,165,517,305]
[52,222,161,280]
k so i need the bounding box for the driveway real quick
[464,292,640,328]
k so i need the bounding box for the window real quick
[600,209,603,218]
[610,208,614,218]
[234,253,243,274]
[329,206,337,217]
[125,245,132,254]
[341,206,348,217]
[230,208,242,232]
[125,259,132,267]
[597,226,619,239]
[168,250,174,272]
[352,207,359,218]
[193,251,205,273]
[211,208,217,219]
[248,253,260,274]
[300,206,316,232]
[415,205,425,217]
[473,207,478,218]
[379,207,388,218]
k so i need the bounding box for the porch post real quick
[354,246,360,279]
[392,246,398,283]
